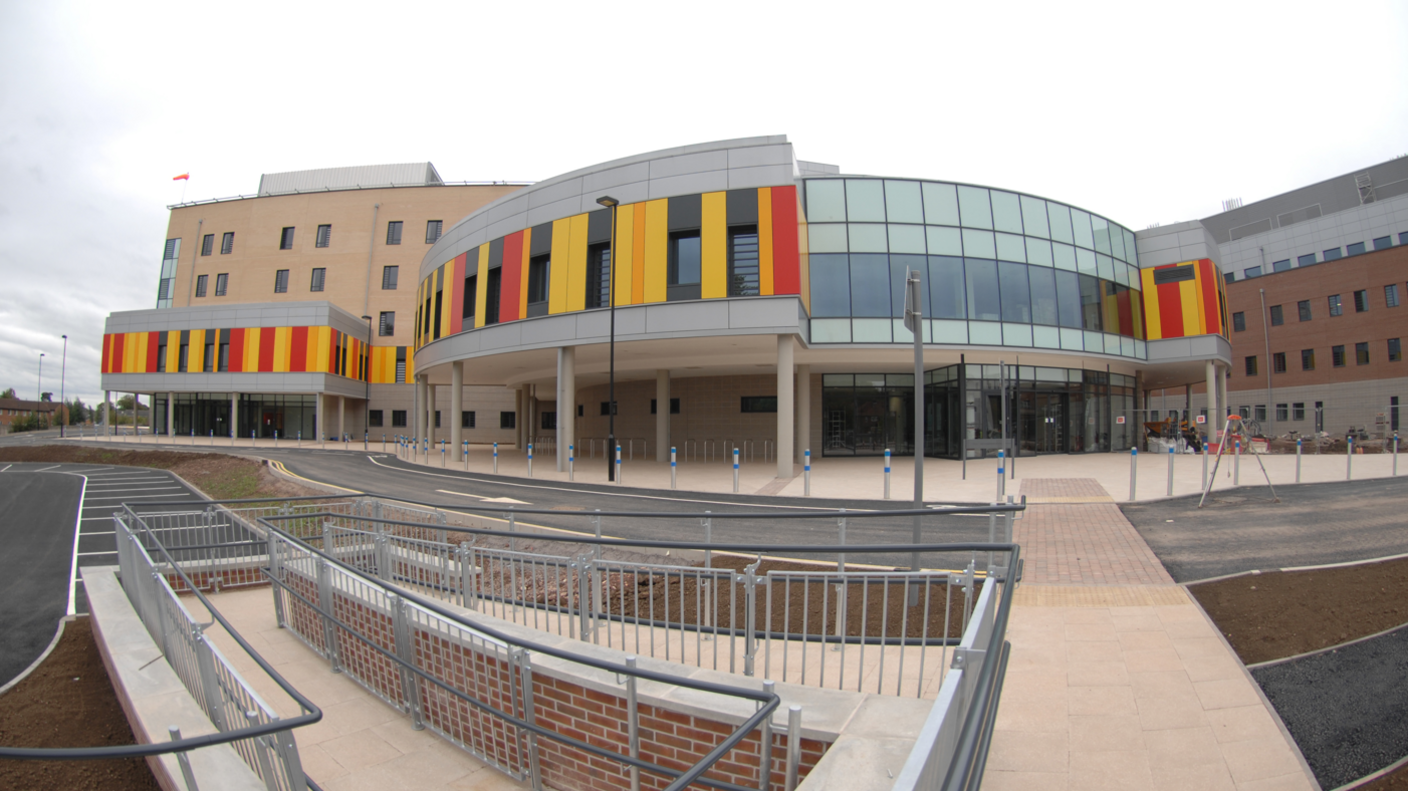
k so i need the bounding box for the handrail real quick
[0,505,323,763]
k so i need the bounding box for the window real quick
[221,232,234,254]
[279,227,295,250]
[1323,247,1343,261]
[1244,266,1262,278]
[203,337,215,372]
[462,275,476,321]
[1272,259,1291,272]
[215,273,228,296]
[650,398,681,414]
[1298,300,1312,321]
[1298,253,1316,267]
[218,342,229,372]
[391,410,407,427]
[1302,349,1315,370]
[1273,352,1286,373]
[1390,338,1402,362]
[201,234,214,256]
[195,274,208,298]
[1347,242,1366,256]
[395,357,406,383]
[1269,305,1283,326]
[1255,405,1267,422]
[741,396,778,413]
[425,220,443,244]
[1357,342,1370,365]
[728,226,760,296]
[1328,294,1342,316]
[1225,272,1237,283]
[386,221,403,245]
[485,268,501,325]
[274,269,289,293]
[1374,236,1393,251]
[1388,285,1400,308]
[1332,345,1346,367]
[1402,233,1408,245]
[500,411,516,429]
[1232,312,1246,332]
[1354,290,1368,312]
[1293,403,1305,421]
[1245,356,1258,376]
[668,231,702,285]
[1276,404,1288,421]
[434,411,441,428]
[541,412,556,431]
[586,243,611,308]
[310,268,326,292]
[316,224,331,248]
[379,312,395,336]
[369,410,383,427]
[156,342,166,372]
[178,343,189,372]
[382,266,399,290]
[599,401,617,416]
[461,411,475,429]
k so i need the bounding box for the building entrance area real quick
[151,393,318,438]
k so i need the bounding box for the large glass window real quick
[928,256,966,319]
[849,224,888,252]
[806,180,846,222]
[1056,270,1082,328]
[849,254,890,316]
[1020,195,1050,238]
[921,183,959,225]
[884,181,923,223]
[1052,243,1077,271]
[956,186,993,229]
[990,191,1023,234]
[962,229,996,259]
[810,254,851,317]
[668,232,701,285]
[846,180,885,222]
[998,261,1031,323]
[1047,203,1074,244]
[1079,274,1103,331]
[926,227,962,256]
[1070,208,1095,249]
[1029,267,1058,325]
[1090,216,1112,255]
[965,258,1001,321]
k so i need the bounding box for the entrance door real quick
[1037,393,1067,453]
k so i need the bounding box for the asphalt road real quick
[0,471,79,687]
[1120,477,1408,582]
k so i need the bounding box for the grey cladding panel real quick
[649,150,729,180]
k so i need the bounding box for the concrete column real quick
[796,364,811,464]
[656,369,669,462]
[230,394,238,439]
[1217,364,1228,433]
[776,335,795,478]
[527,386,536,448]
[1205,359,1218,438]
[166,392,174,437]
[338,396,346,441]
[314,393,322,443]
[427,383,437,446]
[414,375,425,454]
[451,361,464,461]
[103,391,109,437]
[558,348,575,471]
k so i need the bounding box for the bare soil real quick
[1189,556,1408,666]
[1358,766,1408,790]
[0,618,160,790]
[0,445,323,500]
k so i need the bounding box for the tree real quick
[40,392,53,402]
[0,387,15,399]
[115,394,144,410]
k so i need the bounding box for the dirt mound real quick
[0,445,322,500]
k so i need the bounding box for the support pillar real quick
[451,361,464,461]
[1217,363,1229,433]
[314,393,322,443]
[166,392,174,437]
[795,364,811,464]
[1205,359,1218,438]
[427,383,436,445]
[558,348,575,471]
[230,393,238,439]
[515,387,524,449]
[414,375,425,449]
[104,390,111,437]
[338,396,346,441]
[776,335,795,479]
[656,369,669,462]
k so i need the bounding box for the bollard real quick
[298,430,302,448]
[804,449,811,496]
[1202,440,1208,490]
[884,449,891,499]
[1129,447,1138,501]
[1167,445,1174,497]
[463,440,468,471]
[527,443,533,477]
[493,442,498,474]
[733,448,740,493]
[274,430,278,448]
[383,434,387,452]
[1395,434,1400,477]
[364,432,368,451]
[1347,436,1354,480]
[569,444,575,481]
[997,449,1006,500]
[1296,438,1302,483]
[669,447,676,489]
[1234,439,1241,485]
[441,439,446,467]
[616,444,623,485]
[252,429,256,446]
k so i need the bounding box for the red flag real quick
[172,173,189,181]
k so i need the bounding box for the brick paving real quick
[1015,479,1175,586]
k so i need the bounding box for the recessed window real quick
[1354,290,1368,312]
[741,396,778,413]
[461,411,475,429]
[1357,342,1370,365]
[215,273,228,296]
[316,224,331,248]
[1245,266,1262,278]
[500,411,516,429]
[203,337,215,372]
[599,401,617,416]
[1347,241,1366,256]
[728,225,761,296]
[195,274,208,298]
[1273,352,1286,373]
[484,268,502,325]
[1272,259,1291,272]
[221,232,234,255]
[1323,247,1343,261]
[155,342,166,372]
[1293,403,1305,420]
[1245,356,1258,376]
[391,410,407,428]
[1298,300,1312,321]
[310,267,326,292]
[279,227,295,250]
[1238,406,1251,419]
[395,357,406,384]
[1255,405,1267,422]
[462,274,476,321]
[1276,404,1288,421]
[1328,294,1343,316]
[1232,312,1246,332]
[1373,236,1393,251]
[201,234,214,256]
[527,254,550,309]
[382,265,399,290]
[1390,338,1402,362]
[1298,253,1316,267]
[1301,349,1315,370]
[434,410,441,428]
[379,311,395,336]
[668,231,702,286]
[586,243,611,308]
[1332,345,1346,367]
[1387,285,1400,308]
[541,412,556,431]
[425,220,443,244]
[178,343,189,372]
[650,398,682,414]
[1269,305,1283,326]
[274,269,289,293]
[369,410,383,427]
[386,221,403,245]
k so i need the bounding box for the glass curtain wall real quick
[154,393,318,439]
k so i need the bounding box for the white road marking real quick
[84,493,193,501]
[33,465,60,472]
[83,486,183,493]
[66,472,88,616]
[0,464,10,473]
[435,489,530,504]
[78,551,117,557]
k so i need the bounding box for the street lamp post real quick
[36,353,45,427]
[596,195,619,482]
[361,315,373,435]
[59,335,68,438]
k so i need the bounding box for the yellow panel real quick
[134,332,148,373]
[434,265,447,339]
[632,203,646,303]
[758,188,774,296]
[403,347,415,381]
[566,213,589,313]
[1191,266,1209,335]
[614,205,634,306]
[1141,269,1163,341]
[305,328,319,372]
[701,192,727,299]
[273,327,290,372]
[121,332,135,373]
[245,327,261,372]
[165,335,180,373]
[643,199,669,303]
[519,228,532,318]
[188,330,205,373]
[315,327,331,372]
[796,189,810,314]
[1179,279,1200,336]
[549,218,571,314]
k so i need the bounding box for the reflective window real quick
[1079,274,1103,331]
[956,185,993,229]
[809,224,848,252]
[888,224,926,254]
[806,180,846,222]
[1026,238,1053,267]
[990,191,1023,234]
[965,258,1001,321]
[810,254,851,317]
[849,254,890,316]
[1020,195,1050,238]
[1096,254,1114,282]
[1123,229,1137,264]
[1070,208,1095,249]
[999,261,1031,323]
[1109,223,1125,260]
[1076,248,1098,276]
[1091,215,1112,255]
[1054,272,1081,328]
[926,226,962,256]
[849,224,888,252]
[961,228,996,259]
[1029,267,1059,325]
[890,255,927,317]
[928,256,966,319]
[996,233,1026,262]
[922,183,960,225]
[884,181,924,223]
[1053,242,1077,271]
[1048,203,1074,244]
[846,180,886,222]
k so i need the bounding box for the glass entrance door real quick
[1019,391,1068,453]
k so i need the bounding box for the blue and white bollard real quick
[804,449,811,496]
[441,439,446,467]
[733,448,740,493]
[616,444,623,485]
[997,449,1006,500]
[493,442,498,474]
[1129,447,1138,501]
[1234,439,1241,485]
[670,446,676,489]
[884,449,892,499]
[569,444,575,481]
[527,443,533,477]
[1347,436,1354,480]
[462,439,468,470]
[1296,437,1303,483]
[1167,445,1175,497]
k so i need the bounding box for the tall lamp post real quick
[36,353,45,426]
[361,315,373,435]
[596,195,619,481]
[59,335,68,437]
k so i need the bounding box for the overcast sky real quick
[1,0,1404,406]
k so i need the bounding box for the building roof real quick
[0,398,57,412]
[257,162,443,196]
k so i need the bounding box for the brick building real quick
[0,398,58,433]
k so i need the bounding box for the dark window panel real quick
[998,261,1031,323]
[849,254,890,317]
[280,227,295,250]
[965,258,1001,322]
[809,254,851,317]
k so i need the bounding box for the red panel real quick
[258,327,276,372]
[101,335,112,374]
[1117,289,1133,337]
[289,327,306,372]
[1156,280,1184,337]
[449,253,466,335]
[226,329,242,373]
[1198,258,1221,334]
[771,185,800,295]
[146,332,160,372]
[111,334,125,374]
[500,232,524,322]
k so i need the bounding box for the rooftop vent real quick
[1221,197,1243,212]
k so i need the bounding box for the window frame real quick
[1332,345,1346,367]
[1273,352,1286,373]
[382,266,399,290]
[194,274,208,298]
[1354,290,1368,313]
[1356,342,1370,365]
[1389,338,1402,362]
[1388,284,1401,308]
[1245,356,1257,376]
[425,220,443,244]
[201,234,214,256]
[279,227,296,250]
[461,410,476,429]
[316,224,331,248]
[274,269,289,293]
[386,221,403,245]
[1269,304,1283,326]
[1328,294,1343,316]
[309,267,326,292]
[1298,300,1312,321]
[220,232,234,255]
[1301,349,1315,371]
[215,273,228,296]
[379,311,395,337]
[1232,312,1246,332]
[368,410,384,428]
[391,410,407,428]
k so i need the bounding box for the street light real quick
[361,315,373,435]
[596,195,619,481]
[36,352,44,418]
[59,335,68,438]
